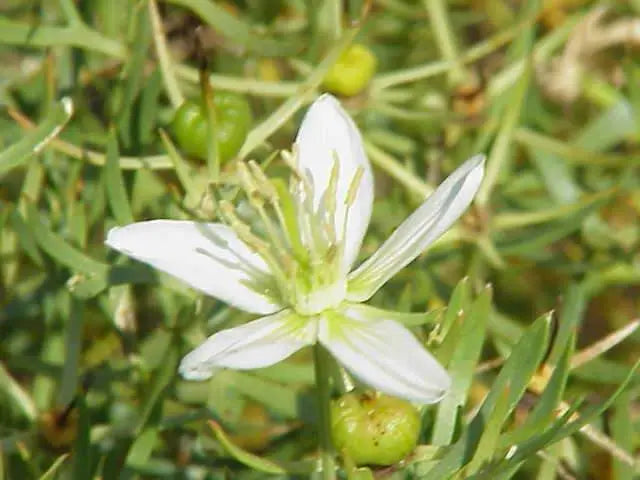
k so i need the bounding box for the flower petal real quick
[294,94,374,271]
[106,220,282,315]
[318,309,450,404]
[347,155,485,301]
[179,310,315,380]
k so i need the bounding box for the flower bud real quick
[330,391,420,466]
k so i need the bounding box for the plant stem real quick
[149,0,184,108]
[422,0,465,85]
[0,17,127,59]
[238,26,357,159]
[314,344,336,480]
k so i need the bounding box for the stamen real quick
[280,148,306,186]
[338,166,365,272]
[236,162,260,203]
[272,179,309,265]
[219,200,291,301]
[282,147,321,262]
[345,166,365,208]
[237,162,290,267]
[320,151,340,246]
[248,160,278,203]
[218,201,267,251]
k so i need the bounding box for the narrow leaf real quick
[105,130,134,225]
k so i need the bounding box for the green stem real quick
[149,0,184,108]
[422,0,465,85]
[175,64,301,98]
[475,61,530,207]
[363,139,432,198]
[0,17,127,59]
[238,26,358,159]
[58,0,84,26]
[314,344,336,480]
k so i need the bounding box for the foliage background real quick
[1,0,639,478]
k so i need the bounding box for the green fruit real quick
[170,92,252,162]
[322,44,377,97]
[331,392,420,466]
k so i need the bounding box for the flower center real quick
[215,150,362,315]
[294,276,347,315]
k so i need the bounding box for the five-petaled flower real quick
[106,94,484,404]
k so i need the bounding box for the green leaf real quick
[467,404,580,480]
[27,203,108,275]
[465,382,512,475]
[58,297,84,407]
[478,362,640,479]
[527,148,581,204]
[67,264,155,299]
[166,0,301,56]
[571,357,640,385]
[9,208,44,267]
[572,101,636,152]
[611,391,634,480]
[0,98,73,177]
[433,276,472,362]
[124,427,159,470]
[421,313,551,480]
[136,343,179,433]
[500,333,574,447]
[115,4,151,149]
[208,420,313,475]
[496,203,605,256]
[0,363,37,422]
[229,371,302,420]
[38,454,69,480]
[105,130,134,225]
[158,129,201,207]
[548,361,640,445]
[547,284,585,365]
[432,285,491,445]
[71,395,92,480]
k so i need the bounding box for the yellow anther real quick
[237,162,262,204]
[248,160,278,202]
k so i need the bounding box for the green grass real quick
[1,1,640,478]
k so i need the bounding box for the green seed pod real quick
[330,391,420,466]
[170,92,252,162]
[322,44,377,97]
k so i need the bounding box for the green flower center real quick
[215,150,363,316]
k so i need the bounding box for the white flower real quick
[106,94,484,404]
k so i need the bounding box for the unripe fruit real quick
[322,44,377,97]
[330,392,420,466]
[170,92,252,162]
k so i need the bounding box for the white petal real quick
[294,94,374,271]
[318,310,450,404]
[179,310,316,380]
[348,155,485,301]
[106,220,282,315]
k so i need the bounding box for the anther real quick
[282,146,313,195]
[220,200,291,299]
[219,201,261,244]
[237,162,263,205]
[248,160,278,203]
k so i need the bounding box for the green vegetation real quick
[1,1,639,478]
